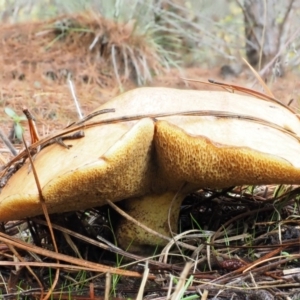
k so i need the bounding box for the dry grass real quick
[0,11,163,87]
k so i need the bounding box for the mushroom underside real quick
[0,118,155,220]
[115,119,300,251]
[1,88,300,251]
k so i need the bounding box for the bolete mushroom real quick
[1,87,300,252]
[0,117,155,218]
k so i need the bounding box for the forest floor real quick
[0,13,300,300]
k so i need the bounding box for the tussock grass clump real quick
[0,12,164,89]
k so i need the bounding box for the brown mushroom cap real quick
[95,87,300,189]
[96,87,300,135]
[0,118,155,220]
[95,87,300,249]
[155,118,300,190]
[1,87,300,251]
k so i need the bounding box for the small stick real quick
[201,290,209,300]
[68,79,83,120]
[171,262,192,300]
[90,282,95,300]
[0,128,18,156]
[23,108,40,144]
[136,261,149,300]
[104,273,111,300]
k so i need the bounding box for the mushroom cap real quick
[155,119,300,190]
[1,87,300,222]
[96,87,300,135]
[96,87,300,190]
[0,118,155,220]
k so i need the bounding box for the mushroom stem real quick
[115,192,185,253]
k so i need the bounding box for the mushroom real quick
[1,87,300,252]
[0,117,156,220]
[95,88,300,250]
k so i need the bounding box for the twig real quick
[23,136,60,300]
[184,78,283,110]
[104,273,111,300]
[171,262,192,300]
[277,0,295,44]
[35,218,187,271]
[259,27,300,77]
[0,129,18,156]
[112,44,123,92]
[0,231,144,277]
[258,0,267,71]
[6,243,44,299]
[68,79,83,120]
[23,108,40,144]
[200,290,209,300]
[136,261,149,300]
